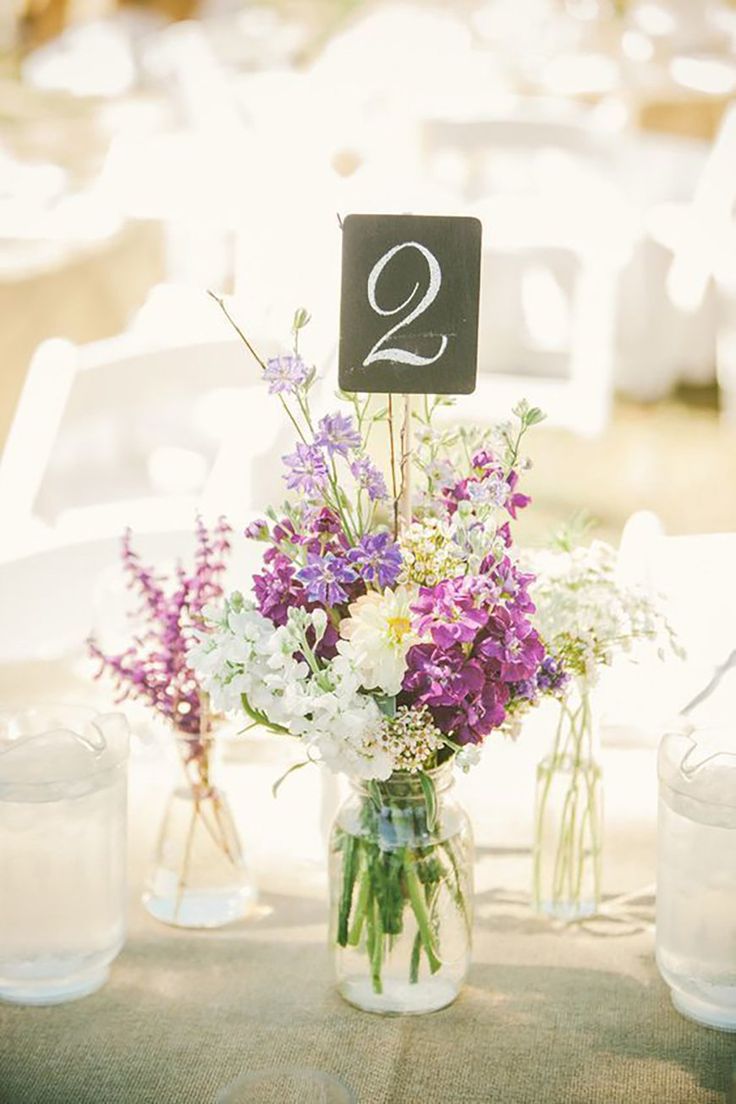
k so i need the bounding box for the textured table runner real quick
[0,719,734,1104]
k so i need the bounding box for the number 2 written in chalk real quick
[338,213,481,395]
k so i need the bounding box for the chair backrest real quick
[0,331,289,558]
[421,113,626,436]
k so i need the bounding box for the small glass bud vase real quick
[143,732,256,929]
[532,676,603,921]
[330,762,473,1015]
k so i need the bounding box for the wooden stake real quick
[399,393,413,531]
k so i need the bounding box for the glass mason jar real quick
[0,706,128,1005]
[329,762,473,1015]
[532,676,603,921]
[143,732,256,928]
[656,726,736,1031]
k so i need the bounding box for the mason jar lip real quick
[351,759,455,793]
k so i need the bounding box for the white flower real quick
[337,586,418,697]
[455,744,481,772]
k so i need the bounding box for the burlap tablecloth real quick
[0,723,733,1104]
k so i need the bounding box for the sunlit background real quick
[1,0,736,941]
[2,0,736,556]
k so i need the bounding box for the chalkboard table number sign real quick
[338,213,482,528]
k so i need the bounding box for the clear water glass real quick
[657,726,736,1031]
[216,1067,355,1103]
[0,705,129,1005]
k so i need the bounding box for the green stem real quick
[337,834,358,946]
[369,896,383,994]
[405,857,441,974]
[348,858,371,946]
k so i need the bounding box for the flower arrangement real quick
[88,518,255,928]
[527,522,681,920]
[191,302,563,1008]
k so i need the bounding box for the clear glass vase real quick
[143,735,256,928]
[532,677,603,921]
[330,762,473,1015]
[656,726,736,1031]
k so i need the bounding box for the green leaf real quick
[419,770,437,832]
[240,693,290,735]
[524,406,546,427]
[375,694,397,719]
[272,759,311,798]
[292,307,311,332]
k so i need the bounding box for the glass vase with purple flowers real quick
[331,758,472,1014]
[89,519,257,929]
[192,301,565,1011]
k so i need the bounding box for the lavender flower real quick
[283,442,328,497]
[88,517,231,737]
[263,354,309,394]
[347,532,402,589]
[314,412,361,457]
[296,553,358,607]
[350,455,388,502]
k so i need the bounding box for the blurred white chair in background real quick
[640,103,736,407]
[0,323,289,561]
[422,113,631,436]
[600,510,736,746]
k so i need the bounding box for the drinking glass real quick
[657,725,736,1031]
[0,705,129,1005]
[216,1067,355,1104]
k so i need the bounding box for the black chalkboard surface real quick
[338,213,482,395]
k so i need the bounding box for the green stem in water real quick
[337,834,358,946]
[404,858,441,974]
[348,856,371,946]
[369,896,383,994]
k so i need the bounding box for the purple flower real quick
[263,355,309,395]
[88,517,231,737]
[306,506,344,536]
[347,532,402,589]
[489,557,535,614]
[536,655,569,695]
[314,412,361,457]
[412,576,489,649]
[296,552,358,607]
[401,643,508,745]
[253,552,304,626]
[244,518,269,541]
[350,455,388,502]
[505,469,531,518]
[475,609,545,681]
[283,443,328,497]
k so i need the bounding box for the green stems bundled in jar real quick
[532,677,603,921]
[330,765,473,1014]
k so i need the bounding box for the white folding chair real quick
[421,114,630,436]
[0,328,289,560]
